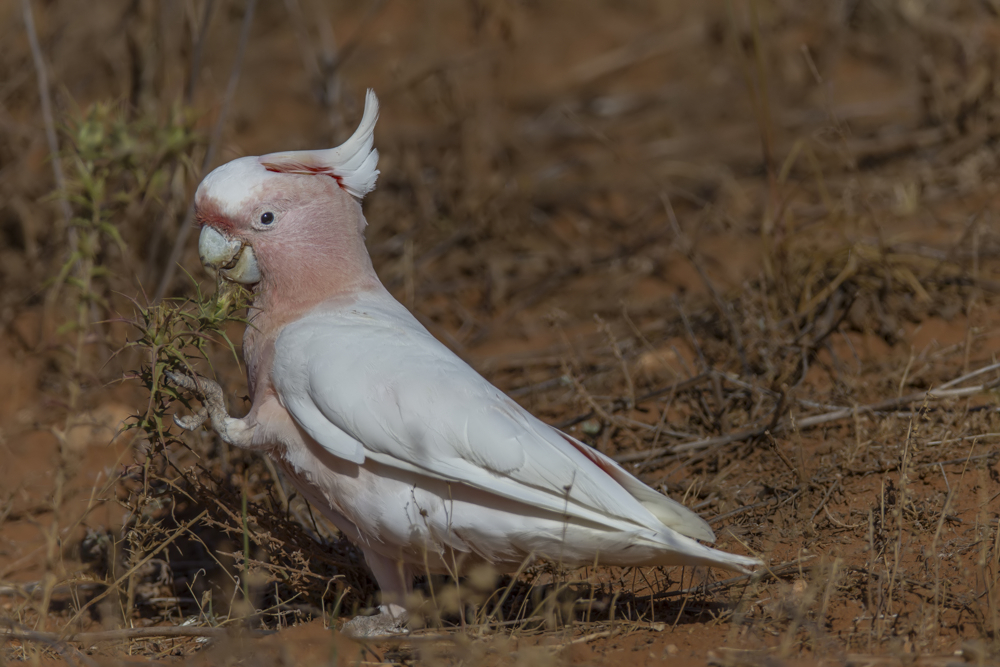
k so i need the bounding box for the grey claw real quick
[166,371,214,431]
[173,406,209,431]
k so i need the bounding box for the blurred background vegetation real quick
[4,0,1000,663]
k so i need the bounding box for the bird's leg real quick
[166,371,256,448]
[341,551,412,637]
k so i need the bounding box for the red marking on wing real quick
[558,432,621,481]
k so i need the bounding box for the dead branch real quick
[21,0,72,230]
[615,363,1000,464]
[61,510,209,634]
[633,556,818,603]
[155,0,258,302]
[556,372,710,430]
[0,622,274,645]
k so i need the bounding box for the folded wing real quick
[272,294,716,546]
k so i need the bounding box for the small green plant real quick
[104,277,251,626]
[25,98,205,636]
[52,99,202,327]
[46,97,204,475]
[121,277,249,451]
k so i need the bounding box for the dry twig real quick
[615,364,1000,464]
[1,623,274,645]
[156,0,259,301]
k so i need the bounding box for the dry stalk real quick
[1,623,274,644]
[62,511,208,635]
[20,0,71,230]
[617,362,1000,463]
[156,0,259,301]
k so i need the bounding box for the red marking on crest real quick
[261,160,344,187]
[195,198,235,233]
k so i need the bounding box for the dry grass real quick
[3,0,1000,665]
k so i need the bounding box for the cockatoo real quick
[171,89,759,636]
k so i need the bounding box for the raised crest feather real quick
[259,89,380,199]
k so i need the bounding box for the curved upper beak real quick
[198,226,261,285]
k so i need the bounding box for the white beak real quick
[198,226,261,285]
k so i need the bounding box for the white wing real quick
[271,290,718,548]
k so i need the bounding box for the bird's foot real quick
[341,605,409,638]
[166,371,256,448]
[166,370,225,430]
[173,405,209,430]
[165,370,226,407]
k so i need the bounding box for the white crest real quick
[259,89,380,199]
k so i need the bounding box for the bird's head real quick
[193,90,381,305]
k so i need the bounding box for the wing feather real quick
[272,292,713,543]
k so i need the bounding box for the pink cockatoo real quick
[171,89,760,635]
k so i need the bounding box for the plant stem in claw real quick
[165,371,257,447]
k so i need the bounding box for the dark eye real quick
[260,211,275,225]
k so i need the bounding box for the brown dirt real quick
[4,0,1000,665]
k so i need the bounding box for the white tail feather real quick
[259,89,380,198]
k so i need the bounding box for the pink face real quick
[194,156,377,311]
[192,89,382,312]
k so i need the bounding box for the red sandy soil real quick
[4,2,1000,665]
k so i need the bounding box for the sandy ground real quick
[4,1,1000,665]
